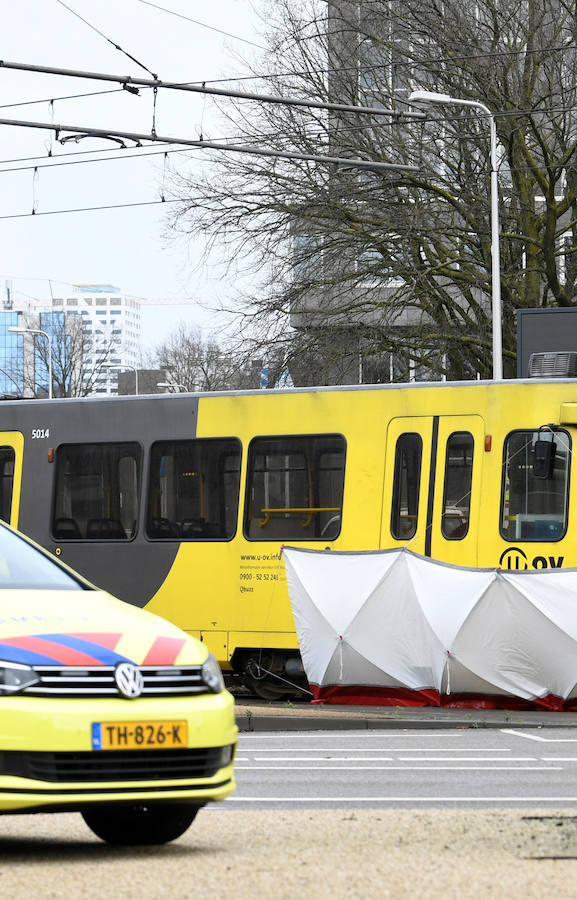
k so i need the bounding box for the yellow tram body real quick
[0,377,573,696]
[141,379,576,691]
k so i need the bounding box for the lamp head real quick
[408,90,453,104]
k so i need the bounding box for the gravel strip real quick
[1,808,577,898]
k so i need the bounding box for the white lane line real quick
[251,756,392,761]
[238,747,512,753]
[237,733,464,739]
[248,756,532,762]
[501,728,577,743]
[227,796,577,803]
[235,765,560,771]
[396,756,536,762]
[541,757,577,761]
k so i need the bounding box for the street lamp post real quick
[101,363,139,395]
[8,326,53,398]
[407,90,503,381]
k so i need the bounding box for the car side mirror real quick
[533,439,556,479]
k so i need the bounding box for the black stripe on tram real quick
[424,416,439,558]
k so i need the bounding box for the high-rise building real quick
[0,310,25,397]
[0,283,143,398]
[49,285,141,395]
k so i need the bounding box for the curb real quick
[235,706,577,732]
[236,714,504,731]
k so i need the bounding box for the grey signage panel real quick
[517,308,577,377]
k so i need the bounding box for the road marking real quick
[248,756,532,762]
[396,756,537,762]
[501,729,577,743]
[235,765,559,771]
[540,757,577,761]
[238,747,512,753]
[237,733,464,739]
[251,756,392,761]
[226,796,577,803]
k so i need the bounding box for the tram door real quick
[381,417,435,556]
[428,416,485,567]
[380,415,484,565]
[0,432,24,528]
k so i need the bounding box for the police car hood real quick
[0,589,205,667]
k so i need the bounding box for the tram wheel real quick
[244,675,291,701]
[242,654,292,700]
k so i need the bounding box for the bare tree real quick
[167,0,577,380]
[151,323,261,391]
[10,315,117,398]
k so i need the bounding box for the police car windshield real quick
[0,525,86,590]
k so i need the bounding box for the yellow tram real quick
[0,375,574,695]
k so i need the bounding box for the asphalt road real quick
[231,726,577,808]
[4,729,577,898]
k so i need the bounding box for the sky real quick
[0,0,265,352]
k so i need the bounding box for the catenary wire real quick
[0,101,574,179]
[133,0,268,51]
[0,197,181,221]
[2,37,576,115]
[54,0,158,79]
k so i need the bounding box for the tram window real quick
[146,438,241,540]
[442,432,474,540]
[0,447,14,525]
[500,429,570,541]
[244,434,346,541]
[52,443,141,540]
[391,433,422,540]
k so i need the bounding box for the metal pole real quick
[46,332,53,399]
[408,92,503,380]
[487,113,503,381]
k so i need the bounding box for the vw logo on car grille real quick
[114,662,143,699]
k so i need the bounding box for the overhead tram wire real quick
[0,198,182,221]
[0,95,571,163]
[0,60,423,122]
[1,60,574,133]
[3,42,575,119]
[0,60,422,175]
[0,112,416,175]
[0,116,418,174]
[54,0,158,79]
[133,0,268,51]
[0,98,573,177]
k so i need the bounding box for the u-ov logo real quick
[114,662,143,698]
[499,547,528,570]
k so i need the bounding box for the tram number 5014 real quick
[31,428,50,439]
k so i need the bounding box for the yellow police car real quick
[0,521,236,844]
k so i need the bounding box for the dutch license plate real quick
[92,720,188,751]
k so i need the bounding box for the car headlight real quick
[0,661,39,694]
[201,652,225,693]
